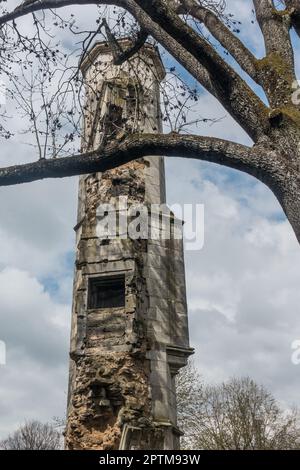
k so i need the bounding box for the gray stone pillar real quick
[65,40,194,450]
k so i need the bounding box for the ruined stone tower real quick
[65,40,193,450]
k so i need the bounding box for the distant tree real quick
[176,365,300,450]
[176,359,204,448]
[0,420,61,450]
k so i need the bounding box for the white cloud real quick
[0,178,77,277]
[0,268,70,437]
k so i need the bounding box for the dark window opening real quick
[88,275,125,309]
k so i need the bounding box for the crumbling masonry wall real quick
[65,41,193,450]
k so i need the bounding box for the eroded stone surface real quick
[66,354,152,450]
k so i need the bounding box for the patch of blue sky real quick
[40,251,75,299]
[160,48,202,92]
[190,160,286,222]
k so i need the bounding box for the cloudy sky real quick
[0,0,300,439]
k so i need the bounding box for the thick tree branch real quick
[0,134,263,187]
[177,0,258,82]
[118,2,217,95]
[131,0,269,141]
[253,0,296,108]
[253,0,295,72]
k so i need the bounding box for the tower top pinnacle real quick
[80,38,166,81]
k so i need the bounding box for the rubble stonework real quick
[65,40,193,450]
